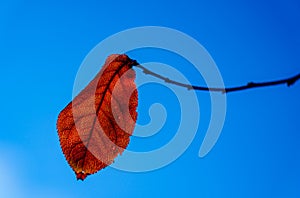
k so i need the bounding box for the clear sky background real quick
[1,0,300,197]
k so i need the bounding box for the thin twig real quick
[132,61,300,93]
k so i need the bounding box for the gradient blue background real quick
[1,0,300,197]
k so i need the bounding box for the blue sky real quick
[1,0,300,197]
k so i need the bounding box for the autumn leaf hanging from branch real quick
[57,54,300,180]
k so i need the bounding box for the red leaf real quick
[56,54,138,180]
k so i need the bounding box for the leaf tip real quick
[76,171,89,181]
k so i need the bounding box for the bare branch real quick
[132,62,300,93]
